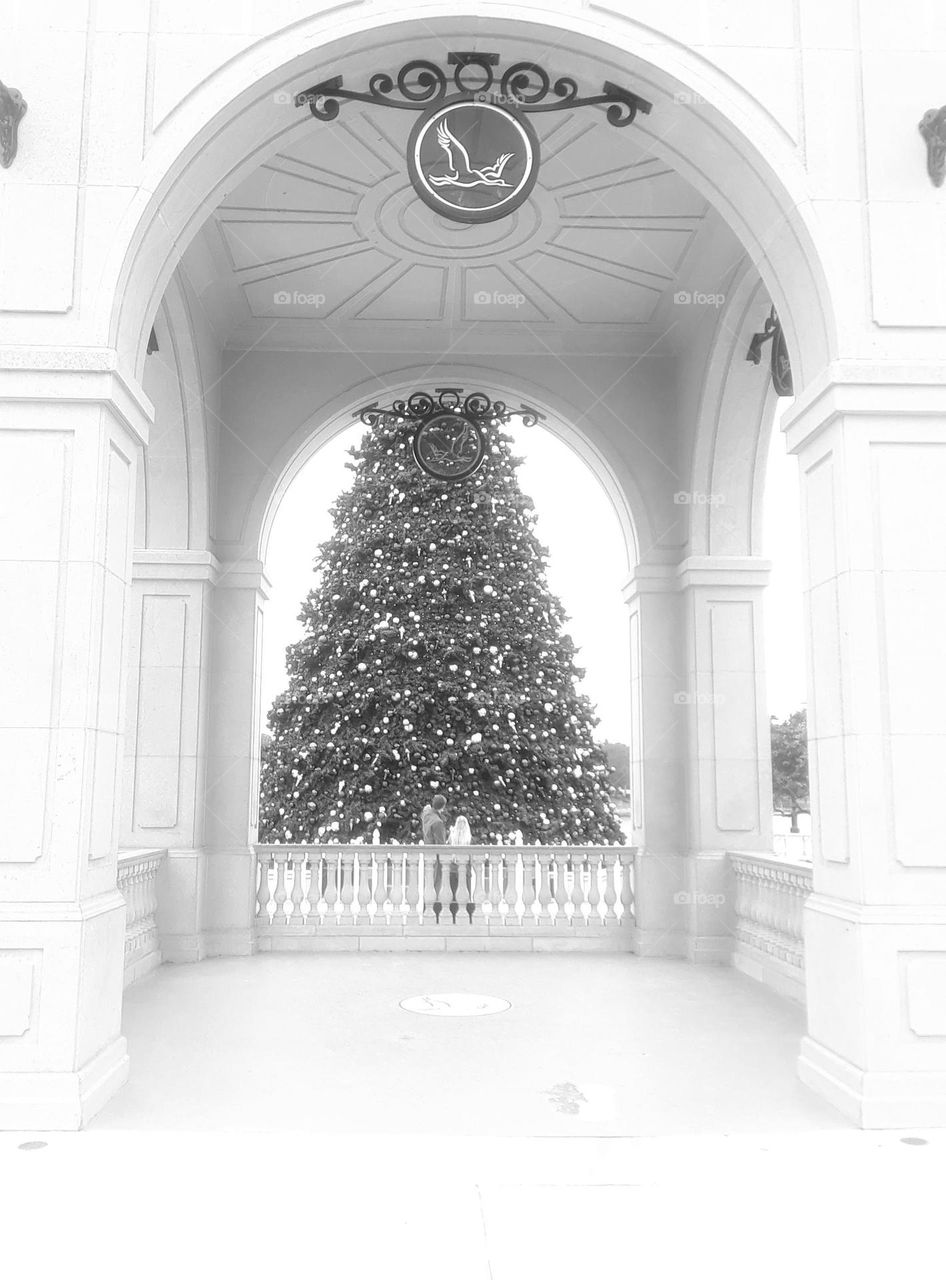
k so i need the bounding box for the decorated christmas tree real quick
[259,392,624,845]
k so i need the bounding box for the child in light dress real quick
[448,814,472,845]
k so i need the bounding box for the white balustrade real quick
[117,848,166,987]
[730,852,812,1003]
[253,845,635,949]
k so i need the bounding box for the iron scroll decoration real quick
[296,53,652,224]
[356,388,545,482]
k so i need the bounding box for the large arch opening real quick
[111,10,840,1064]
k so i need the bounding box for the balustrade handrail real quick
[729,850,812,876]
[117,846,168,871]
[253,843,635,933]
[117,847,166,986]
[729,849,811,995]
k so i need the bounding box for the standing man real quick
[421,793,448,843]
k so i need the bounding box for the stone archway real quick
[108,8,841,1027]
[103,11,838,386]
[31,6,946,1136]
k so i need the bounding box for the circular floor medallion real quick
[399,993,511,1017]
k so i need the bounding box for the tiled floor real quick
[93,951,847,1134]
[6,956,943,1277]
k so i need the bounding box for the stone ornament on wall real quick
[0,80,27,168]
[919,106,946,187]
[746,307,793,397]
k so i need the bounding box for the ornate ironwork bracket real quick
[746,307,793,397]
[296,51,651,127]
[356,387,544,482]
[0,79,27,169]
[919,106,946,187]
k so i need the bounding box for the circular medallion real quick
[412,412,486,480]
[399,993,511,1017]
[408,96,540,224]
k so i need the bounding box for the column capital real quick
[0,347,153,446]
[783,363,946,454]
[675,555,771,590]
[213,558,272,598]
[133,549,221,583]
[624,555,771,601]
[621,561,678,603]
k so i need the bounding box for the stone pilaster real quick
[0,356,151,1128]
[201,560,269,957]
[121,550,220,963]
[622,562,687,956]
[677,556,773,963]
[786,376,946,1126]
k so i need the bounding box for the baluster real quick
[553,851,570,924]
[356,849,373,921]
[585,850,601,923]
[273,851,289,924]
[601,852,618,923]
[126,869,139,945]
[404,849,421,923]
[437,854,456,923]
[302,853,316,922]
[144,863,158,950]
[487,850,503,921]
[389,850,404,923]
[503,851,519,923]
[338,848,355,923]
[289,850,305,923]
[519,849,536,923]
[256,851,272,921]
[619,849,635,924]
[470,849,487,922]
[569,852,586,926]
[323,848,339,922]
[422,849,437,923]
[373,849,389,921]
[455,850,472,922]
[536,851,553,925]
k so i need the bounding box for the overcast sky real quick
[261,401,806,742]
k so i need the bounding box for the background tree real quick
[259,411,623,845]
[770,709,810,831]
[600,741,630,792]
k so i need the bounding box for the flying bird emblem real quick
[428,120,515,189]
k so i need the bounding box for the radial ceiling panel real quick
[204,85,713,344]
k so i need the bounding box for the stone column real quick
[787,382,946,1127]
[0,359,150,1129]
[121,550,219,963]
[201,560,269,957]
[622,562,687,956]
[677,556,773,962]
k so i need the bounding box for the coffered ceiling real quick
[181,85,742,356]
